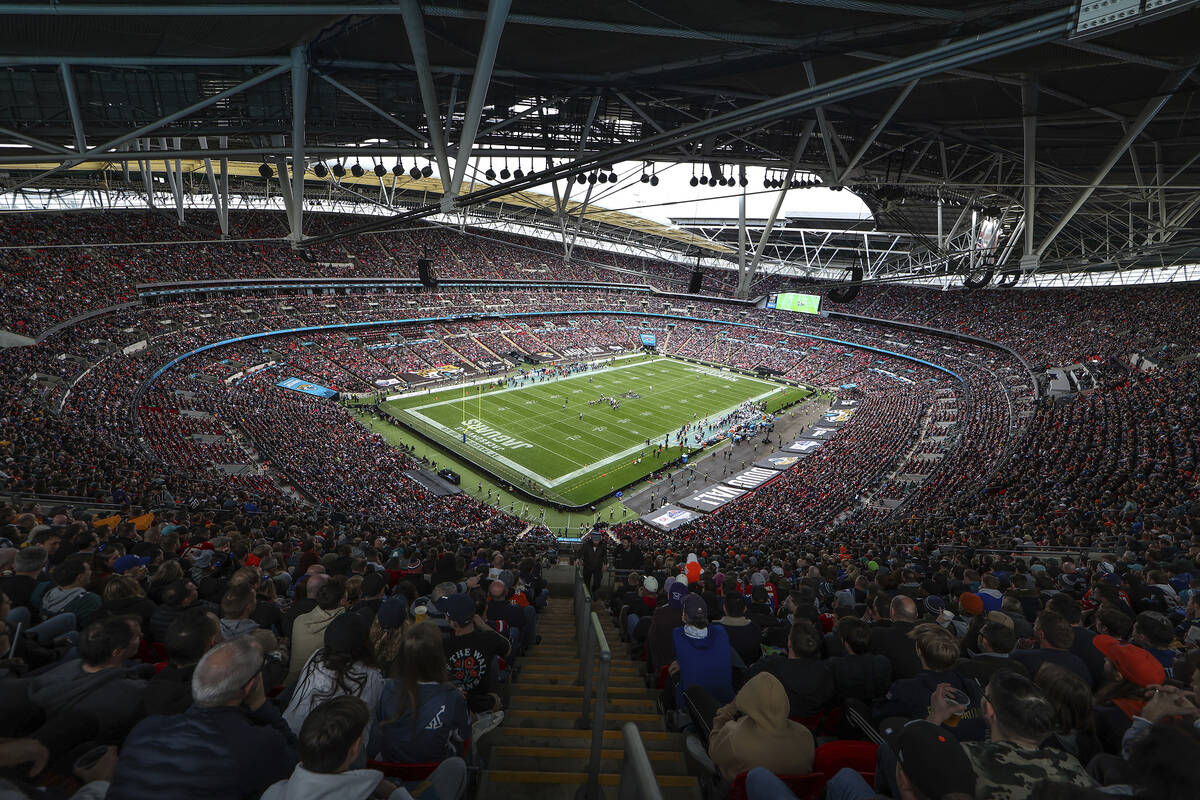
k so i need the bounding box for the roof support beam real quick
[804,61,842,180]
[0,125,74,156]
[839,77,918,182]
[1036,62,1197,259]
[312,71,428,143]
[300,5,1078,247]
[58,64,88,154]
[288,45,308,244]
[197,135,229,237]
[1021,76,1037,261]
[10,61,292,192]
[158,136,185,223]
[743,122,815,297]
[444,0,511,209]
[399,0,452,192]
[769,0,962,19]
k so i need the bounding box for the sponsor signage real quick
[802,425,839,440]
[832,398,860,409]
[754,452,806,470]
[783,438,824,455]
[723,466,781,491]
[641,505,702,531]
[678,483,747,512]
[276,377,338,399]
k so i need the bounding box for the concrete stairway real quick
[477,596,702,800]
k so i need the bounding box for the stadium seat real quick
[729,770,826,800]
[814,740,877,784]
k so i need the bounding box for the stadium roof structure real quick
[1,1,1199,291]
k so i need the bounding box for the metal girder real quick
[399,0,452,192]
[312,71,428,144]
[769,0,962,18]
[58,64,87,154]
[1036,62,1198,259]
[444,0,512,208]
[804,61,842,179]
[10,62,293,192]
[197,135,229,236]
[0,3,805,46]
[158,136,185,222]
[839,78,918,182]
[743,123,815,296]
[299,5,1077,248]
[1022,76,1037,260]
[0,125,74,155]
[289,46,308,244]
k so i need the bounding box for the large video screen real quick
[640,333,658,347]
[767,292,821,314]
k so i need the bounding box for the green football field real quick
[380,355,807,506]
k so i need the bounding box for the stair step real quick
[513,673,647,689]
[484,770,698,788]
[521,662,640,674]
[497,726,677,747]
[509,695,654,711]
[504,709,665,730]
[491,746,689,774]
[512,684,655,699]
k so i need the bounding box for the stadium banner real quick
[723,466,782,491]
[801,424,839,440]
[640,332,658,347]
[641,504,702,532]
[782,438,824,455]
[832,398,861,410]
[276,377,339,399]
[824,407,856,425]
[403,469,462,497]
[679,483,748,512]
[374,378,403,388]
[754,451,807,470]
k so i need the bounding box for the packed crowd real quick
[0,502,558,800]
[584,521,1200,798]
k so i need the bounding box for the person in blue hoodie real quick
[371,621,470,765]
[667,593,733,714]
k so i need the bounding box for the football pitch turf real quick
[379,355,808,506]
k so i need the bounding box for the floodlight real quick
[350,162,364,178]
[258,163,273,179]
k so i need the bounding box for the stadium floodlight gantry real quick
[1,1,1200,291]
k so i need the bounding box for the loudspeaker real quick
[417,257,436,288]
[828,266,863,303]
[688,269,703,294]
[962,268,994,290]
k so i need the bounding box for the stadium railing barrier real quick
[574,569,612,800]
[618,722,664,800]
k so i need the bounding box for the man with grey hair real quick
[107,637,296,800]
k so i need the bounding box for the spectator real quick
[107,637,297,799]
[646,579,687,674]
[934,670,1095,798]
[875,623,984,738]
[27,615,147,743]
[1012,611,1093,688]
[0,545,47,611]
[816,719,977,800]
[440,592,508,727]
[715,591,762,667]
[371,621,470,763]
[869,595,922,680]
[744,620,833,718]
[955,620,1029,686]
[148,580,202,643]
[37,554,102,629]
[1034,663,1103,768]
[827,616,892,704]
[283,611,384,739]
[1130,611,1179,679]
[1092,634,1166,751]
[670,593,733,714]
[142,607,222,716]
[289,580,348,685]
[693,672,815,785]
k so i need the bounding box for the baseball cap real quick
[643,576,659,593]
[1093,635,1165,687]
[681,593,707,619]
[667,581,688,609]
[112,554,151,574]
[438,593,476,625]
[892,720,976,798]
[923,595,946,616]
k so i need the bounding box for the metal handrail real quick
[618,722,664,800]
[574,570,612,800]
